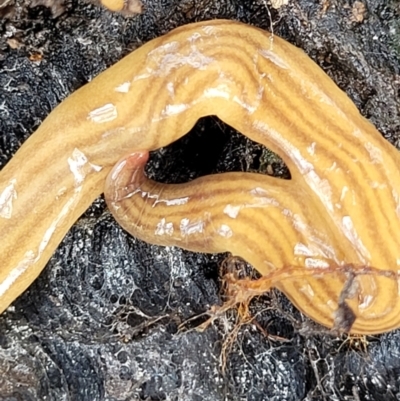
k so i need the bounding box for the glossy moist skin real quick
[1,20,400,334]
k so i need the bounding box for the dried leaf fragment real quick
[100,0,142,14]
[351,1,366,23]
[7,38,22,50]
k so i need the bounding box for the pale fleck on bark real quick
[269,0,289,9]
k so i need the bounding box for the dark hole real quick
[146,115,290,184]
